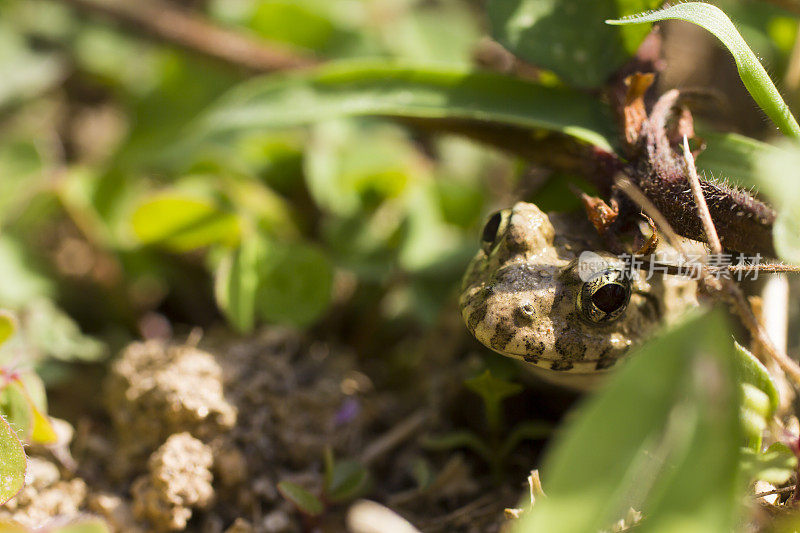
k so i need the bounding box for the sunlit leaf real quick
[734,342,779,417]
[489,0,661,88]
[12,377,57,445]
[0,312,16,348]
[131,193,241,252]
[0,372,57,445]
[517,309,742,533]
[0,414,25,505]
[740,444,796,486]
[608,2,800,139]
[214,236,266,333]
[196,62,616,150]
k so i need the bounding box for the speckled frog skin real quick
[459,202,698,388]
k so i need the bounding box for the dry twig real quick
[682,136,722,254]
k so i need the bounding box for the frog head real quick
[459,202,697,386]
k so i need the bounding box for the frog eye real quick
[577,269,631,324]
[480,210,508,254]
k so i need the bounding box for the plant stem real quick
[55,0,317,72]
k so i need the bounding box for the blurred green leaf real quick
[257,241,334,327]
[694,130,778,189]
[740,444,796,486]
[465,370,522,435]
[214,236,266,333]
[209,0,368,57]
[0,23,64,108]
[498,420,552,459]
[489,0,661,88]
[305,120,417,217]
[131,193,242,252]
[23,299,105,362]
[756,140,800,262]
[608,2,800,139]
[0,237,53,308]
[197,62,616,150]
[423,430,492,462]
[324,458,370,503]
[0,312,16,348]
[277,480,325,517]
[0,414,25,505]
[465,370,523,408]
[385,3,481,65]
[517,309,742,533]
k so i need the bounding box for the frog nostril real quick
[515,303,536,324]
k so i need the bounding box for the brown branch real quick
[636,90,777,257]
[56,0,317,72]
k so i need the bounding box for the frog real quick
[459,202,699,389]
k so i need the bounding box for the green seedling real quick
[425,370,551,482]
[278,447,370,521]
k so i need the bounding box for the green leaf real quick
[608,2,800,139]
[0,372,56,445]
[422,431,493,462]
[734,342,779,417]
[464,370,523,408]
[756,140,800,262]
[489,0,661,88]
[0,23,64,109]
[131,193,241,252]
[23,298,106,362]
[196,61,615,150]
[740,444,797,485]
[214,237,266,333]
[304,120,417,217]
[0,414,26,505]
[257,241,334,327]
[0,312,16,347]
[324,458,370,503]
[277,480,325,517]
[498,421,553,459]
[694,130,778,189]
[516,309,742,533]
[465,370,523,435]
